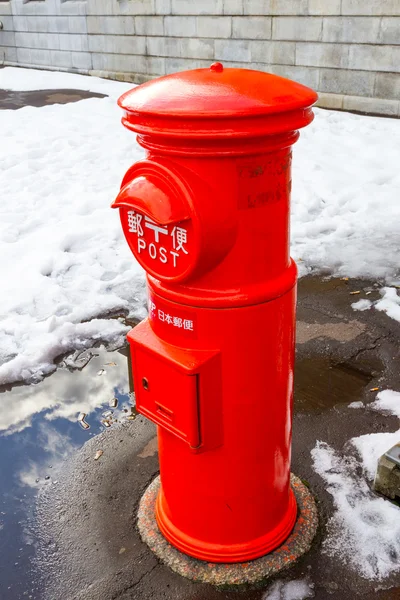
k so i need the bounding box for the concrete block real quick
[270,0,308,16]
[0,15,14,31]
[242,0,272,15]
[25,15,52,33]
[180,37,214,59]
[349,44,400,73]
[296,42,350,69]
[135,16,164,36]
[71,50,92,70]
[319,67,375,97]
[15,1,56,17]
[15,31,60,50]
[91,52,105,70]
[50,49,74,68]
[172,0,223,15]
[118,0,155,16]
[374,449,400,499]
[379,17,400,45]
[68,16,87,34]
[46,16,70,34]
[251,40,296,65]
[4,46,18,63]
[147,36,181,57]
[267,64,320,89]
[223,0,243,16]
[165,56,210,72]
[0,2,12,16]
[146,55,166,75]
[0,31,15,47]
[31,48,53,66]
[155,0,171,15]
[148,36,214,59]
[93,52,148,73]
[272,17,323,41]
[59,33,88,52]
[12,16,28,32]
[214,39,251,62]
[197,16,232,39]
[375,72,400,101]
[87,16,135,35]
[89,34,146,55]
[315,91,344,109]
[232,16,272,39]
[308,0,341,15]
[86,0,109,16]
[341,0,400,16]
[165,16,196,37]
[58,1,88,17]
[322,17,381,44]
[16,47,32,63]
[343,94,399,117]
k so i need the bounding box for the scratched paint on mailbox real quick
[237,151,292,210]
[121,208,193,279]
[148,292,198,339]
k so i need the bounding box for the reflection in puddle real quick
[294,356,380,413]
[0,345,134,599]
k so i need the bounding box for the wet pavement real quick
[0,89,107,110]
[0,346,136,599]
[0,276,399,599]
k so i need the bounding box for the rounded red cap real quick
[118,65,318,140]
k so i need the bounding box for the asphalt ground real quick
[32,276,400,600]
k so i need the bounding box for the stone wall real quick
[1,0,399,116]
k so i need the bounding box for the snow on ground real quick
[0,68,146,385]
[352,389,400,479]
[0,66,130,98]
[293,109,400,281]
[312,389,400,580]
[311,440,400,581]
[352,287,400,324]
[262,579,314,600]
[1,67,400,385]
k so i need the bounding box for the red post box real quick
[112,64,317,563]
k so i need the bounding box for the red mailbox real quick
[112,64,317,563]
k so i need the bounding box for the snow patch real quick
[350,390,400,479]
[351,299,372,311]
[0,66,132,98]
[311,441,400,580]
[0,79,146,385]
[375,287,400,323]
[292,110,400,281]
[352,430,400,480]
[370,389,400,419]
[352,287,400,325]
[349,401,364,409]
[262,579,314,600]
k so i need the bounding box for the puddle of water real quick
[0,89,107,110]
[294,357,376,413]
[0,345,134,600]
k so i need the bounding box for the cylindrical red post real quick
[112,65,317,562]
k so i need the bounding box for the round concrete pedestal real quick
[137,474,318,587]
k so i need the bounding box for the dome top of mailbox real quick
[118,64,318,140]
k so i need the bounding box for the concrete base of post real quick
[137,474,318,587]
